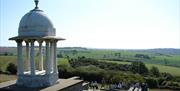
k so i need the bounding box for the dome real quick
[18,9,56,37]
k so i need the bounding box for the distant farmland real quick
[0,47,180,76]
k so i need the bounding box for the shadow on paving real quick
[0,84,45,91]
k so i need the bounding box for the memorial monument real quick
[9,0,65,87]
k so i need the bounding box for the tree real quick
[103,55,106,58]
[161,72,173,81]
[145,77,158,88]
[164,59,168,65]
[150,66,160,77]
[135,54,150,59]
[72,50,78,55]
[114,52,121,58]
[57,53,63,58]
[6,63,17,74]
[131,61,149,75]
[0,67,2,74]
[4,52,8,56]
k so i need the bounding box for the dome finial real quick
[34,0,39,9]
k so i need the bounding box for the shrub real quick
[0,67,2,74]
[75,65,105,82]
[145,77,158,88]
[130,61,149,75]
[6,63,17,74]
[135,54,150,59]
[57,53,63,58]
[161,72,173,81]
[150,66,160,77]
[58,64,75,78]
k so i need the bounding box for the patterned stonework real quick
[17,73,59,87]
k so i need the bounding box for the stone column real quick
[25,41,30,72]
[30,40,35,75]
[38,40,43,71]
[45,40,50,74]
[53,40,58,73]
[16,40,24,75]
[50,41,54,73]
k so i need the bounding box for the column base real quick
[16,72,59,88]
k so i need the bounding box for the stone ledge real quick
[0,77,84,91]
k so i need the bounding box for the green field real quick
[150,89,173,91]
[1,47,179,67]
[57,58,180,76]
[146,64,180,76]
[0,54,180,76]
[58,58,71,67]
[58,48,180,67]
[0,56,16,71]
[0,74,16,83]
[0,48,180,76]
[98,59,180,76]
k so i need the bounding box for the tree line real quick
[2,56,180,90]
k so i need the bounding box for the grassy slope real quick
[61,49,180,67]
[99,60,180,76]
[0,74,16,83]
[150,89,173,91]
[146,64,180,76]
[57,58,180,76]
[0,57,68,83]
[0,56,180,76]
[0,56,16,71]
[0,48,179,76]
[58,58,71,67]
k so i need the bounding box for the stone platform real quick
[0,77,84,91]
[17,72,59,87]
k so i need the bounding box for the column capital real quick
[24,39,30,43]
[16,39,23,43]
[45,39,51,43]
[53,40,58,43]
[49,39,58,43]
[29,39,36,43]
[25,41,29,44]
[37,40,43,43]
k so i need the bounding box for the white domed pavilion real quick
[9,0,65,87]
[19,9,55,37]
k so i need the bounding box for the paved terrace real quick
[0,77,83,91]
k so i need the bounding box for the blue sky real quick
[0,0,179,49]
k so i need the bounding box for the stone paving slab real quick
[0,78,83,91]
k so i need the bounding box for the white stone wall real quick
[17,73,59,88]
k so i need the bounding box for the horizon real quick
[0,46,180,50]
[0,0,180,49]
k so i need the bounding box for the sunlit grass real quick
[0,56,16,71]
[0,74,16,83]
[57,58,71,67]
[98,59,131,64]
[146,64,180,76]
[150,89,173,91]
[0,55,180,76]
[98,60,180,76]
